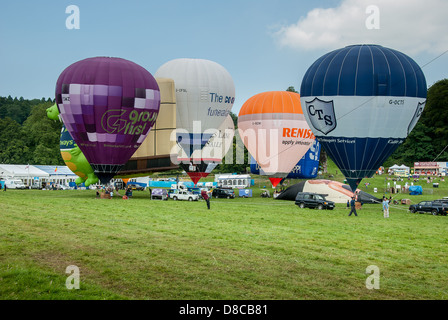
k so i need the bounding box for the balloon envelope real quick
[154,58,235,157]
[300,44,427,191]
[250,139,321,179]
[238,91,315,187]
[55,57,160,184]
[178,115,235,184]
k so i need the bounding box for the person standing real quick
[201,189,210,210]
[382,197,390,218]
[348,197,357,216]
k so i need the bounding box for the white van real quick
[5,179,26,189]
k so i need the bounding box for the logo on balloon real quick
[305,98,337,135]
[101,109,157,135]
[407,101,426,135]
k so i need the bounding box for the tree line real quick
[1,78,447,171]
[0,96,63,165]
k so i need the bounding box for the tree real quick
[22,102,63,165]
[0,97,62,165]
[229,111,238,128]
[0,116,33,163]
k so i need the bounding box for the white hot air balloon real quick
[155,58,235,162]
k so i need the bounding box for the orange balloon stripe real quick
[239,91,303,116]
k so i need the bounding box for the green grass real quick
[1,170,448,300]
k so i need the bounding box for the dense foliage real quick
[0,96,63,165]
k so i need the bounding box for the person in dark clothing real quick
[348,197,358,216]
[201,190,210,210]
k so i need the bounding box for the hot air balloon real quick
[55,57,161,184]
[250,139,321,179]
[300,44,427,192]
[154,58,235,163]
[238,91,315,187]
[177,115,235,184]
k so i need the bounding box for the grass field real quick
[1,166,448,300]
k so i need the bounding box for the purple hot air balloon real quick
[55,57,160,184]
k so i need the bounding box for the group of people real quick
[347,193,392,218]
[96,186,119,199]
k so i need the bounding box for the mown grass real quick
[1,169,448,300]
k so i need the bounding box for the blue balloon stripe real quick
[317,136,404,179]
[361,137,381,175]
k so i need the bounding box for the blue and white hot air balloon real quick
[300,44,427,192]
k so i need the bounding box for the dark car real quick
[127,183,145,191]
[295,192,335,210]
[212,188,235,199]
[409,200,448,216]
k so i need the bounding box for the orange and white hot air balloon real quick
[238,91,315,187]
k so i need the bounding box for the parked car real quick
[212,188,235,199]
[295,192,335,210]
[169,189,199,201]
[409,201,448,216]
[151,188,168,200]
[127,183,145,191]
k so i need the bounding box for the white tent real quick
[0,164,49,179]
[388,164,410,176]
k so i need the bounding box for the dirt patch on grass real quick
[32,250,95,278]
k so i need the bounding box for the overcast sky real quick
[0,0,446,115]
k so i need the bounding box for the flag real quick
[54,167,58,173]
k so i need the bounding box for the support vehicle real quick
[409,201,448,216]
[294,192,335,210]
[4,179,26,189]
[212,188,235,199]
[169,189,199,201]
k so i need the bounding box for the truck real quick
[4,179,26,189]
[409,200,448,216]
[169,189,199,201]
